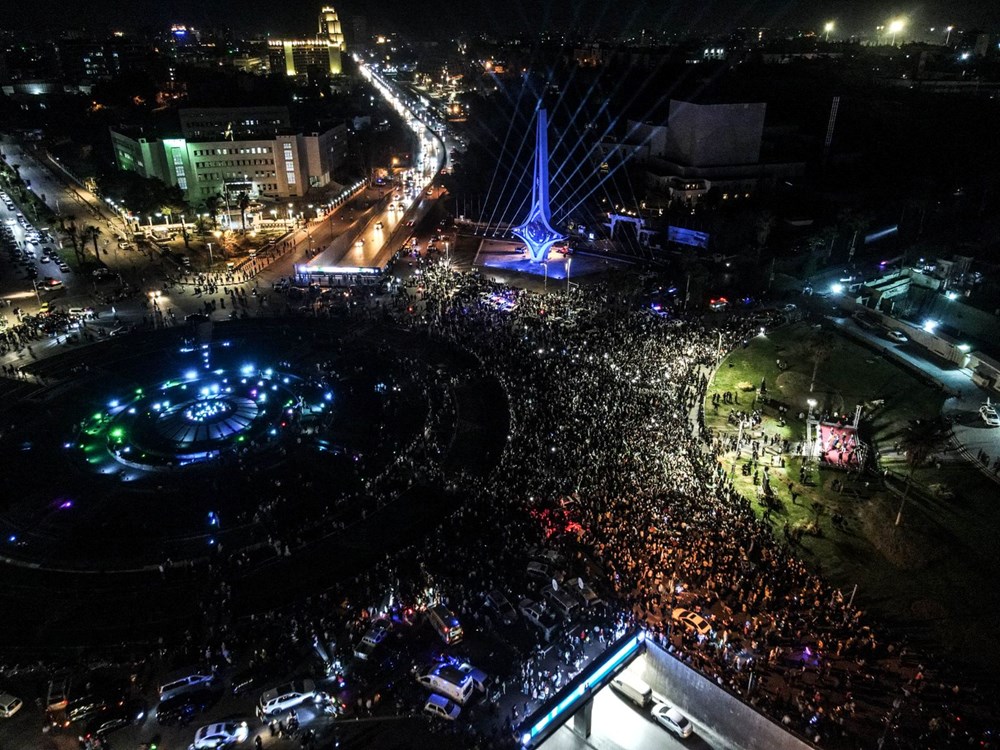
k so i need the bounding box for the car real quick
[80,699,146,740]
[375,221,383,230]
[156,688,221,726]
[652,703,693,738]
[672,608,712,637]
[257,679,316,717]
[354,619,392,660]
[566,577,603,609]
[886,330,908,343]
[0,693,22,718]
[190,720,250,748]
[981,402,1000,427]
[485,590,518,624]
[518,598,561,640]
[230,662,282,697]
[526,560,553,580]
[447,660,489,693]
[40,255,51,263]
[355,239,364,248]
[423,694,461,721]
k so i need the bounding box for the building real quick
[601,99,804,202]
[268,4,346,80]
[268,39,342,79]
[318,6,345,49]
[110,106,348,202]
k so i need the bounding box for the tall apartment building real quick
[110,106,348,202]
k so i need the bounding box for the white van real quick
[415,664,475,705]
[611,672,652,708]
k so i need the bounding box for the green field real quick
[707,321,1000,677]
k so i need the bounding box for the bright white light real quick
[831,283,844,294]
[185,370,198,380]
[240,364,255,376]
[946,291,958,300]
[923,319,938,333]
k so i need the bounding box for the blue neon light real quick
[512,109,565,264]
[522,632,642,745]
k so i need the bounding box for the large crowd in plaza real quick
[1,257,995,750]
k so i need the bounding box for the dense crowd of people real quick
[1,257,995,750]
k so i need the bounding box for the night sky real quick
[10,0,1000,37]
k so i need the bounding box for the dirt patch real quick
[856,500,932,570]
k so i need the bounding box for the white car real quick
[257,679,316,717]
[652,703,693,738]
[886,330,908,343]
[190,721,249,748]
[981,403,1000,427]
[672,608,712,637]
[0,693,22,718]
[423,693,460,721]
[354,619,392,660]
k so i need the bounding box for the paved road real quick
[829,314,1000,478]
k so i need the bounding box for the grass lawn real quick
[707,321,1000,678]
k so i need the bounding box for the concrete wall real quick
[639,641,814,750]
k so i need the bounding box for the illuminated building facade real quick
[267,4,346,80]
[111,106,347,200]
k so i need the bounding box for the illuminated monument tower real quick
[513,109,565,263]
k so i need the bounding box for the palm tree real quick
[88,225,102,258]
[206,194,223,229]
[238,191,250,233]
[894,417,951,526]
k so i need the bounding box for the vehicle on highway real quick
[886,330,908,343]
[355,239,364,248]
[0,693,22,718]
[423,693,461,721]
[375,221,383,230]
[485,590,518,624]
[652,703,693,738]
[257,679,316,718]
[672,608,712,637]
[610,672,652,708]
[354,618,392,660]
[981,400,1000,427]
[157,688,221,726]
[190,720,250,748]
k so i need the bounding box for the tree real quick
[894,417,951,526]
[205,194,223,229]
[238,191,250,233]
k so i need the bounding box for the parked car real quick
[80,700,146,742]
[0,693,22,718]
[354,619,392,660]
[157,688,221,726]
[886,330,908,343]
[981,402,1000,427]
[190,720,250,748]
[672,608,712,637]
[485,590,518,624]
[423,694,461,721]
[230,662,281,697]
[652,703,693,738]
[257,679,316,718]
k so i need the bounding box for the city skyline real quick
[5,0,1000,37]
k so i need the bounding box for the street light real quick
[566,256,572,291]
[945,25,954,45]
[206,242,214,266]
[889,19,905,46]
[824,21,834,42]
